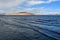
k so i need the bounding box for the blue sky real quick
[0,0,60,15]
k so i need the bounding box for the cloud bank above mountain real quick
[0,0,60,15]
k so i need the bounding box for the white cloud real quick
[0,0,26,9]
[21,7,60,15]
[0,0,58,9]
[0,0,59,15]
[0,10,5,14]
[27,1,46,5]
[27,0,59,6]
[0,0,26,13]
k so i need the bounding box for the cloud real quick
[26,0,59,6]
[0,0,26,9]
[0,10,5,14]
[21,7,60,15]
[0,0,60,15]
[0,0,26,13]
[0,0,58,9]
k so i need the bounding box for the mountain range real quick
[4,12,34,15]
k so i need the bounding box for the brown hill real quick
[5,12,34,15]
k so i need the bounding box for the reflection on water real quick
[0,15,60,40]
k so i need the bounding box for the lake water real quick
[0,15,60,40]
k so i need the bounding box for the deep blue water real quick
[0,15,60,40]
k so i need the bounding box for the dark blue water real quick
[0,15,60,40]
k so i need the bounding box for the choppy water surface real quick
[0,15,60,40]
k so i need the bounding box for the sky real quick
[0,0,60,15]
